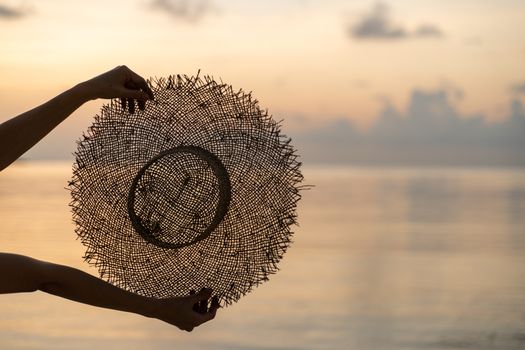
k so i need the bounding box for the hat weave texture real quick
[69,74,303,306]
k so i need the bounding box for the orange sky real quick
[1,0,524,131]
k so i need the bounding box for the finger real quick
[129,71,154,100]
[117,87,150,101]
[210,296,220,312]
[128,98,135,114]
[120,97,127,111]
[139,80,154,100]
[198,297,208,314]
[208,296,220,317]
[195,287,208,313]
[189,289,200,312]
[191,297,219,327]
[138,99,146,111]
[190,287,213,303]
[144,85,154,100]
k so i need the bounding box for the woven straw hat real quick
[69,73,303,306]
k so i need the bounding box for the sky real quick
[0,0,524,164]
[295,89,525,166]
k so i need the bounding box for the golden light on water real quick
[1,163,524,348]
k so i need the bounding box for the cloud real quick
[351,2,407,39]
[350,2,443,40]
[292,89,525,166]
[0,4,26,19]
[23,85,525,166]
[414,24,443,38]
[150,0,213,22]
[511,82,525,94]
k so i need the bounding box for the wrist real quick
[136,295,159,318]
[71,81,97,103]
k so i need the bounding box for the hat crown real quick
[128,145,231,249]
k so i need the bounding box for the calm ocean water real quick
[0,162,524,350]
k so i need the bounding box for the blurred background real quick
[0,0,524,349]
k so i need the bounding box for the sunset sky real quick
[0,0,524,160]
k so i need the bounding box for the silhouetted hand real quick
[79,65,155,113]
[144,288,220,332]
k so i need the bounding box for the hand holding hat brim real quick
[79,65,155,113]
[146,288,220,332]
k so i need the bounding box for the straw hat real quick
[69,73,303,306]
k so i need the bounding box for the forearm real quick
[0,65,153,172]
[0,83,90,171]
[0,253,153,317]
[0,253,218,331]
[38,259,153,317]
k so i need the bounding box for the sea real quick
[0,162,524,350]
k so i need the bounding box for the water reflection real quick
[0,163,524,349]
